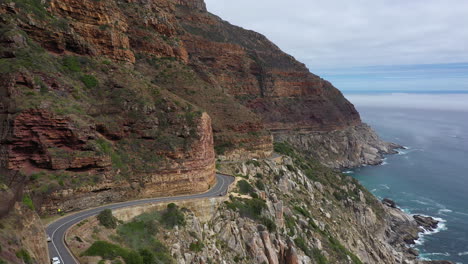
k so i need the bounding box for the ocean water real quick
[343,93,468,263]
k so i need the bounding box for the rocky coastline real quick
[381,198,452,264]
[274,123,403,169]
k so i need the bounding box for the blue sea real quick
[344,93,468,263]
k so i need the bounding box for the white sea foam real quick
[438,208,453,215]
[343,170,354,174]
[380,184,390,190]
[458,251,468,256]
[412,199,430,205]
[454,211,468,217]
[401,208,412,215]
[412,215,447,247]
[398,146,411,155]
[422,252,451,257]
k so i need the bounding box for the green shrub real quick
[83,241,142,264]
[225,198,266,220]
[333,190,347,201]
[62,56,81,72]
[294,236,311,256]
[80,74,98,89]
[312,248,328,264]
[214,142,234,155]
[95,138,113,155]
[260,217,277,232]
[304,168,319,181]
[246,160,260,167]
[189,241,204,252]
[273,142,295,157]
[286,164,296,172]
[160,203,185,228]
[97,209,118,229]
[139,249,155,264]
[22,194,34,210]
[16,249,32,264]
[293,206,311,218]
[328,236,362,264]
[13,0,50,20]
[152,244,173,264]
[255,180,265,191]
[237,180,254,195]
[284,215,296,236]
[53,17,70,31]
[117,219,158,250]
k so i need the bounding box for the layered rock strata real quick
[274,123,401,169]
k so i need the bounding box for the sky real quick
[204,0,468,92]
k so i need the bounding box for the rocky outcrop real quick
[0,203,49,264]
[5,109,110,172]
[39,112,216,215]
[383,198,398,208]
[174,0,207,11]
[414,215,439,232]
[274,123,401,168]
[176,4,362,133]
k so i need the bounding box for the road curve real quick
[46,174,234,264]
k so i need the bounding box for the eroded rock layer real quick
[1,0,387,214]
[274,124,401,169]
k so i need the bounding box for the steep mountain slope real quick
[0,0,393,218]
[0,0,415,263]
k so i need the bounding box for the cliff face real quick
[171,1,392,165]
[0,0,217,215]
[174,5,361,132]
[0,0,392,209]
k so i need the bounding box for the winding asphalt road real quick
[46,174,234,264]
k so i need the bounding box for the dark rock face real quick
[382,198,397,208]
[414,215,439,231]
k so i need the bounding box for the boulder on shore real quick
[382,198,397,208]
[413,215,439,231]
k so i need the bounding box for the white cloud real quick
[344,93,468,112]
[204,0,468,69]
